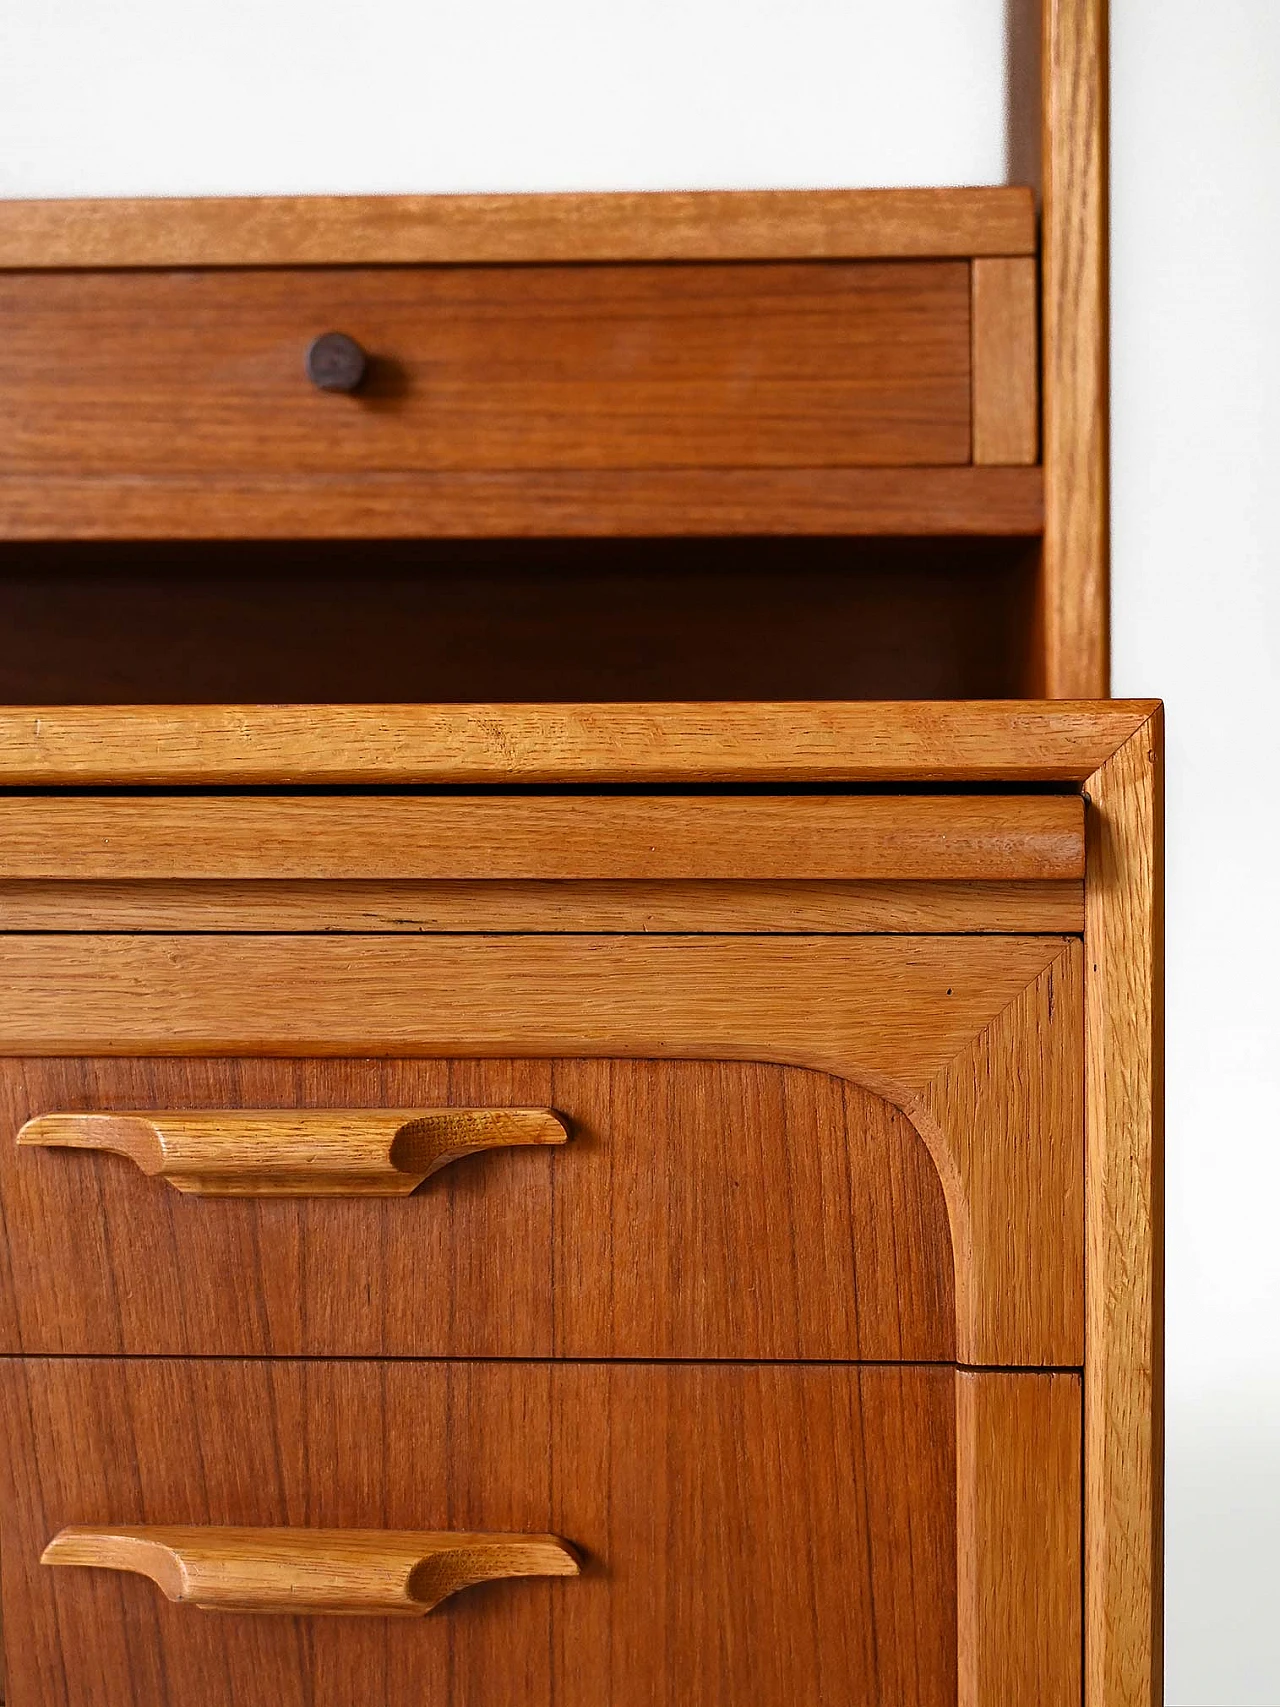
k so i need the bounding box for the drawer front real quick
[0,260,971,476]
[0,930,1084,1365]
[0,1055,955,1361]
[0,1358,1080,1707]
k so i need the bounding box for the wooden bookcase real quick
[0,6,1160,1707]
[0,4,1108,703]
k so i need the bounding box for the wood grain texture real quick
[0,1357,963,1706]
[0,187,1036,269]
[1084,709,1163,1707]
[0,794,1084,883]
[0,466,1044,541]
[16,1106,568,1197]
[0,1057,955,1361]
[42,1526,579,1616]
[956,1370,1082,1707]
[972,257,1040,465]
[0,263,970,477]
[1042,0,1109,695]
[0,877,1085,935]
[0,933,1081,1365]
[920,947,1083,1375]
[0,700,1159,786]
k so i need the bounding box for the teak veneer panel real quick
[0,877,1085,935]
[0,1358,1075,1707]
[0,187,1036,268]
[0,1058,955,1361]
[0,699,1158,786]
[0,794,1084,883]
[0,262,971,476]
[0,932,1082,1366]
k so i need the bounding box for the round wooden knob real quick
[305,332,368,394]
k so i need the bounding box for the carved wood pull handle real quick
[42,1525,580,1615]
[17,1107,569,1196]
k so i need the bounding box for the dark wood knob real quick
[305,332,368,394]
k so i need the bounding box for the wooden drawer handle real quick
[17,1107,569,1196]
[42,1525,580,1615]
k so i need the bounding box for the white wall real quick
[1111,2,1280,1702]
[3,3,1279,1700]
[0,1,1009,195]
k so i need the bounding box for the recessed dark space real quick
[0,536,1040,703]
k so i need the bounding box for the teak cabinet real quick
[0,7,1159,1699]
[0,704,1160,1707]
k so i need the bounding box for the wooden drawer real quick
[0,930,1082,1366]
[0,1357,1081,1707]
[0,261,970,478]
[1,1055,953,1362]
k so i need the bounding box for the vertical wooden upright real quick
[1085,707,1164,1707]
[1042,0,1110,696]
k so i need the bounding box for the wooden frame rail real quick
[0,187,1034,270]
[0,701,1151,787]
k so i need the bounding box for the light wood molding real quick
[16,1107,568,1197]
[0,794,1084,883]
[920,947,1082,1366]
[1042,0,1109,695]
[1084,708,1164,1707]
[0,187,1035,270]
[0,466,1044,542]
[0,932,1082,1366]
[0,701,1158,786]
[41,1525,579,1615]
[972,257,1039,465]
[956,1370,1082,1707]
[0,877,1085,935]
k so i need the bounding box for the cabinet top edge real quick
[0,187,1036,270]
[0,702,1159,787]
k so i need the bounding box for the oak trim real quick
[0,877,1085,935]
[0,187,1035,271]
[0,794,1084,884]
[1083,708,1163,1707]
[0,701,1158,787]
[1042,0,1109,695]
[956,1370,1082,1707]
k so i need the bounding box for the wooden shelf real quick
[0,467,1043,542]
[0,186,1035,270]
